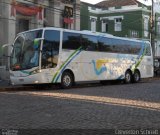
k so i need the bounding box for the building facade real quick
[154,0,160,57]
[81,0,160,57]
[0,0,80,80]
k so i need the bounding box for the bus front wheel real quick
[61,72,74,89]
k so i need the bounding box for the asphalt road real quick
[0,79,159,131]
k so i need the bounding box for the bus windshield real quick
[10,30,42,71]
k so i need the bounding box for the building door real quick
[16,19,29,34]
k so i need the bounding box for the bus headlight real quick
[34,81,39,84]
[32,69,42,74]
[38,70,42,73]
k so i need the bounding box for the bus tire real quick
[133,70,141,83]
[124,70,132,84]
[61,71,74,89]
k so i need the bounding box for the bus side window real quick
[42,30,60,69]
[62,32,81,50]
[98,37,117,53]
[81,35,98,51]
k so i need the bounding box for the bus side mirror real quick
[33,38,44,49]
[2,44,13,58]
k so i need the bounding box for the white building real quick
[0,0,80,80]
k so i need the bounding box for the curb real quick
[0,86,35,92]
[0,77,160,92]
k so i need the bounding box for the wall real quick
[0,0,9,46]
[80,2,89,30]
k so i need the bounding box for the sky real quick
[80,0,103,4]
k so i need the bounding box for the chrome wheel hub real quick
[134,73,139,81]
[126,73,131,82]
[63,75,71,86]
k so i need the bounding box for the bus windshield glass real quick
[10,30,43,71]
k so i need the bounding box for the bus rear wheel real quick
[133,70,141,83]
[61,72,74,89]
[124,71,132,84]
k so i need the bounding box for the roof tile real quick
[96,0,138,8]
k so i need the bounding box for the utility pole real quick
[151,0,155,58]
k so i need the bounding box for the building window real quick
[16,19,29,34]
[130,30,139,38]
[64,6,73,17]
[144,17,149,37]
[157,18,160,35]
[91,18,96,32]
[115,18,122,32]
[61,0,74,4]
[158,22,160,35]
[63,6,74,29]
[102,20,108,33]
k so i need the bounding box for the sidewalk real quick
[0,79,14,91]
[0,79,35,91]
[0,79,10,88]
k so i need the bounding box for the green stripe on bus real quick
[131,44,147,72]
[52,47,82,83]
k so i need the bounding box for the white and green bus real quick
[10,27,153,88]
